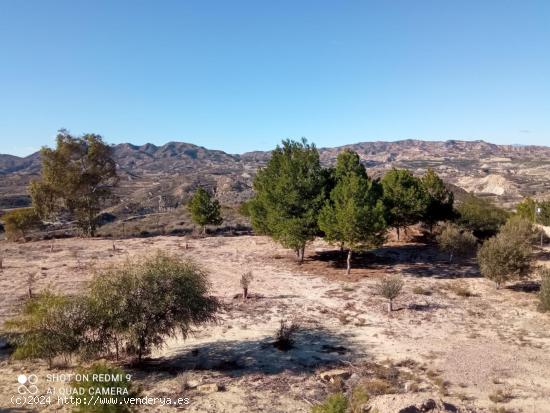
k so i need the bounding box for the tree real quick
[421,169,454,232]
[436,223,477,262]
[4,292,90,368]
[377,275,404,312]
[381,169,427,240]
[318,150,386,274]
[516,198,550,226]
[29,130,118,236]
[188,187,223,234]
[499,216,540,245]
[248,139,328,261]
[88,252,220,362]
[2,208,41,241]
[538,267,550,312]
[477,232,533,288]
[456,194,508,238]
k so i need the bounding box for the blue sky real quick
[0,0,549,156]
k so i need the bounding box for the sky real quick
[0,0,549,156]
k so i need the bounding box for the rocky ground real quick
[0,234,549,412]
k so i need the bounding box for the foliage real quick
[421,169,454,231]
[377,275,404,311]
[29,130,118,236]
[248,139,328,260]
[499,215,540,245]
[240,271,253,299]
[477,232,533,288]
[436,222,477,262]
[538,267,550,312]
[188,187,223,233]
[456,194,508,237]
[274,319,299,351]
[381,169,427,240]
[88,252,220,361]
[515,198,550,225]
[311,392,348,413]
[71,363,140,412]
[2,207,41,241]
[318,150,386,274]
[4,292,90,367]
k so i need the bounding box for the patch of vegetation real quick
[274,319,299,351]
[436,222,477,262]
[188,186,223,234]
[311,393,348,413]
[488,389,513,403]
[456,194,508,238]
[377,275,404,312]
[2,208,41,241]
[539,267,550,312]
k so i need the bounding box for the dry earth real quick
[0,235,549,412]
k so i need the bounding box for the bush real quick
[477,232,533,289]
[71,362,140,412]
[377,276,404,312]
[311,392,348,413]
[436,223,477,262]
[2,208,41,241]
[88,252,220,361]
[240,271,253,299]
[4,292,90,367]
[499,216,540,245]
[538,267,550,312]
[456,194,508,238]
[274,319,299,351]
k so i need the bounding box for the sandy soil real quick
[1,235,549,412]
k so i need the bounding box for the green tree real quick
[538,267,550,312]
[2,208,41,241]
[318,150,386,274]
[436,222,477,262]
[477,232,533,288]
[29,130,118,236]
[515,197,537,222]
[500,216,540,245]
[188,187,223,234]
[456,194,508,237]
[381,169,427,240]
[421,169,454,232]
[248,139,328,261]
[88,252,220,362]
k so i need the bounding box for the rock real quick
[319,369,350,382]
[197,383,220,393]
[186,380,200,389]
[398,399,446,413]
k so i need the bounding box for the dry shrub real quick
[274,319,299,351]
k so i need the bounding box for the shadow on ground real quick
[139,327,359,377]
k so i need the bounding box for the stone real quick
[319,369,350,382]
[197,383,220,393]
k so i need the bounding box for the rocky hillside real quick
[1,139,549,212]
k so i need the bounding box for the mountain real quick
[1,139,549,211]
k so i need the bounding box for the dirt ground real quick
[1,234,549,412]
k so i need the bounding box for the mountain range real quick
[1,139,549,212]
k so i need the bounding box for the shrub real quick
[4,292,90,367]
[2,208,41,241]
[538,267,550,312]
[240,271,253,299]
[499,216,540,245]
[274,319,299,351]
[88,252,220,361]
[71,362,140,412]
[456,194,508,238]
[377,276,404,312]
[436,223,477,262]
[311,392,348,413]
[477,232,533,288]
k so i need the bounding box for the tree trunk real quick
[449,251,453,263]
[346,249,352,275]
[299,246,305,262]
[243,287,248,300]
[388,299,393,312]
[396,227,400,241]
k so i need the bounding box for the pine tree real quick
[381,169,427,240]
[318,150,386,274]
[188,187,223,234]
[248,139,328,261]
[421,169,454,232]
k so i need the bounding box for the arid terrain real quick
[1,234,549,412]
[2,139,550,215]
